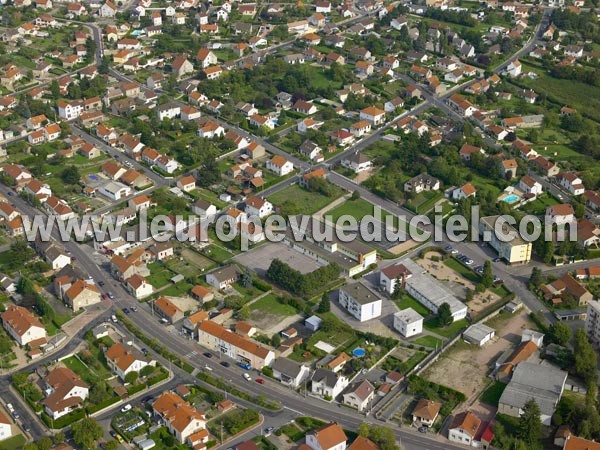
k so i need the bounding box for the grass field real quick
[201,244,234,263]
[424,318,469,338]
[250,294,298,316]
[413,335,445,348]
[480,381,507,406]
[518,194,559,215]
[394,295,431,317]
[444,258,481,284]
[146,262,175,288]
[519,63,600,123]
[327,198,375,223]
[268,185,342,215]
[0,434,26,450]
[159,282,194,298]
[62,355,97,383]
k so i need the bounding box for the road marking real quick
[186,351,198,358]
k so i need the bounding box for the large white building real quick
[399,259,468,322]
[1,305,47,347]
[393,308,423,338]
[585,300,600,347]
[479,216,532,264]
[197,320,274,369]
[338,282,382,322]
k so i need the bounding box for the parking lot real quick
[233,242,323,276]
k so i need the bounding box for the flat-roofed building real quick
[393,308,423,337]
[479,215,532,264]
[338,282,382,322]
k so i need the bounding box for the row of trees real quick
[265,258,341,296]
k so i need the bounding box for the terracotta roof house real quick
[105,342,154,380]
[43,367,89,419]
[153,296,184,323]
[412,399,442,427]
[2,305,47,347]
[152,392,206,443]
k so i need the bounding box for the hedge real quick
[41,409,85,429]
[86,396,120,414]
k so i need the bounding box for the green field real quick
[519,194,560,215]
[327,198,413,234]
[424,318,469,338]
[394,295,431,317]
[480,381,507,406]
[519,63,600,123]
[0,434,26,450]
[146,262,175,288]
[268,185,342,215]
[250,294,298,316]
[62,355,97,383]
[412,335,445,348]
[444,258,481,284]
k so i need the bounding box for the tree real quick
[124,371,139,385]
[549,322,572,346]
[574,329,597,384]
[317,291,330,313]
[50,80,60,100]
[271,334,281,348]
[105,441,119,450]
[53,432,65,445]
[529,267,542,290]
[71,418,103,450]
[481,260,494,288]
[60,165,80,184]
[351,190,361,201]
[37,438,53,450]
[518,398,542,447]
[437,303,453,326]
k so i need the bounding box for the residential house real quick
[2,305,46,347]
[43,367,89,419]
[105,342,154,380]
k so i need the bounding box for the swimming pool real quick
[503,195,519,203]
[352,348,366,357]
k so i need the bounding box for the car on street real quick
[205,365,213,371]
[255,378,265,384]
[121,404,132,412]
[203,352,213,358]
[23,425,31,432]
[107,292,115,299]
[265,427,274,435]
[122,308,130,314]
[111,315,118,323]
[418,426,427,433]
[445,245,453,252]
[98,281,105,286]
[243,373,252,381]
[6,191,12,196]
[131,306,138,312]
[141,348,148,356]
[220,361,230,367]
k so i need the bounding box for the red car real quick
[255,378,265,384]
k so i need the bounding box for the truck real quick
[237,362,251,370]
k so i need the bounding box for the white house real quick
[505,59,522,77]
[153,392,206,444]
[311,368,348,399]
[266,155,294,176]
[43,367,89,419]
[341,153,372,173]
[393,308,423,338]
[342,380,375,412]
[272,358,310,388]
[2,305,47,347]
[448,411,483,447]
[545,204,575,226]
[379,263,412,294]
[98,181,132,201]
[518,176,543,196]
[192,199,217,219]
[205,265,240,290]
[338,283,382,322]
[245,196,273,218]
[359,106,386,126]
[305,422,347,450]
[105,342,153,380]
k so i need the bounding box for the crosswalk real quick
[185,350,198,359]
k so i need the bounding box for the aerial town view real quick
[0,0,600,448]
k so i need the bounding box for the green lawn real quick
[200,243,234,263]
[0,434,26,450]
[146,262,175,288]
[405,190,442,214]
[412,335,445,348]
[269,185,342,216]
[424,318,469,338]
[327,198,376,223]
[61,355,96,383]
[480,381,507,406]
[250,294,298,316]
[394,295,431,317]
[519,194,559,216]
[159,282,194,298]
[444,258,480,284]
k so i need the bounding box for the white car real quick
[121,404,132,412]
[243,373,252,382]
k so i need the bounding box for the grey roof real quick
[463,323,495,344]
[499,362,567,417]
[340,282,381,305]
[207,264,240,283]
[311,368,340,388]
[272,357,304,378]
[305,315,323,327]
[394,308,422,324]
[401,259,467,316]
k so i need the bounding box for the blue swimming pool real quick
[352,348,366,357]
[503,195,519,203]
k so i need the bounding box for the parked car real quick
[203,352,213,358]
[255,378,265,384]
[121,404,132,412]
[220,361,230,368]
[243,373,251,381]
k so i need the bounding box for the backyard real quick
[268,184,343,216]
